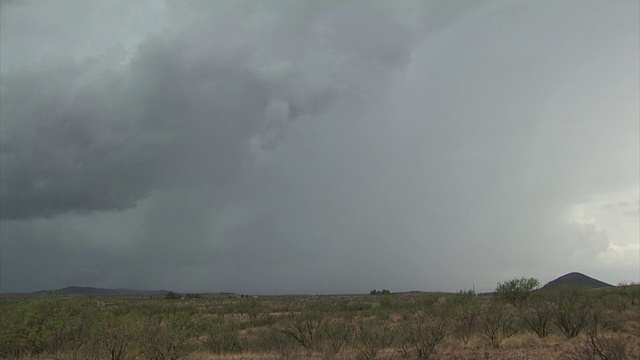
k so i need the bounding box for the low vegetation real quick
[1,282,638,359]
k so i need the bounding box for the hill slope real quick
[542,272,613,290]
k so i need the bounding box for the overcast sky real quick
[1,0,638,294]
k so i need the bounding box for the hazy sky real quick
[1,0,638,294]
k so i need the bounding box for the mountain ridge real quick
[542,272,613,290]
[33,286,170,296]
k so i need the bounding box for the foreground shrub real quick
[446,290,479,345]
[279,313,324,351]
[564,334,633,360]
[256,327,298,360]
[92,313,138,360]
[353,317,395,360]
[479,301,519,348]
[318,318,352,359]
[138,313,193,360]
[200,320,243,355]
[520,292,553,338]
[396,314,445,359]
[550,288,590,338]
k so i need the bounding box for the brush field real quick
[1,285,639,359]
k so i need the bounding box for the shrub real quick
[520,292,553,338]
[200,321,243,354]
[318,318,352,359]
[549,288,590,338]
[257,327,298,360]
[446,290,480,345]
[6,297,92,357]
[138,313,193,360]
[564,334,633,360]
[353,317,395,360]
[92,313,137,360]
[479,301,519,348]
[584,302,620,337]
[279,313,324,351]
[396,314,445,359]
[496,277,539,307]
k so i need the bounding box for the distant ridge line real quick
[33,286,170,296]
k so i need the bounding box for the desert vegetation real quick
[1,281,638,359]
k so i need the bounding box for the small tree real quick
[370,289,391,295]
[496,277,539,307]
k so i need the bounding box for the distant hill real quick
[542,272,613,290]
[34,286,169,296]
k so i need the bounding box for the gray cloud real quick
[0,2,419,220]
[1,0,638,293]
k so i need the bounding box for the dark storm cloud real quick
[0,39,267,219]
[1,0,638,294]
[0,2,417,220]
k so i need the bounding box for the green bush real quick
[2,297,92,357]
[446,290,480,345]
[495,277,539,307]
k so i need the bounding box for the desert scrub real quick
[353,317,395,360]
[138,312,195,360]
[279,312,325,351]
[479,300,519,348]
[446,290,480,345]
[0,296,92,358]
[199,319,244,355]
[255,326,298,360]
[395,314,445,359]
[520,292,553,338]
[563,334,635,360]
[90,312,139,360]
[318,317,352,359]
[549,287,591,338]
